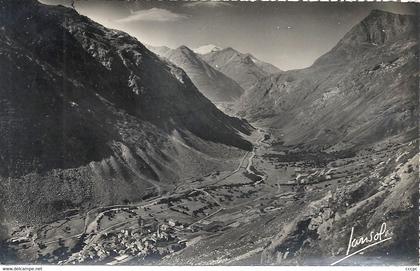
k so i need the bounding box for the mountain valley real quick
[0,1,418,266]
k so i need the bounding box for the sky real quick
[40,0,416,70]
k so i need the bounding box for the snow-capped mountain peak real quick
[193,44,222,55]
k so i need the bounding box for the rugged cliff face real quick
[238,9,418,150]
[0,0,252,226]
[147,45,244,103]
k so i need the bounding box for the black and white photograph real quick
[0,0,418,268]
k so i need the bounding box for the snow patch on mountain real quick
[193,44,222,55]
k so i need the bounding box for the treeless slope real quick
[238,10,418,149]
[148,45,244,102]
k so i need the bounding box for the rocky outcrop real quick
[261,151,418,265]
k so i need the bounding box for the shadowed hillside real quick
[0,0,253,226]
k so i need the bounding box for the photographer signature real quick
[331,222,393,265]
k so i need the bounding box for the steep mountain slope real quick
[201,47,282,90]
[237,10,419,265]
[0,0,252,227]
[238,9,418,150]
[147,45,244,102]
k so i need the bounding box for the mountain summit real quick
[201,47,282,90]
[238,9,417,148]
[148,45,244,102]
[193,44,222,54]
[342,9,417,46]
[314,9,417,66]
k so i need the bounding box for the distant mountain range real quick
[148,44,282,103]
[238,9,418,150]
[0,0,253,225]
[147,44,244,102]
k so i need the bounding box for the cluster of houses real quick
[69,218,186,264]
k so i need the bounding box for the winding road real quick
[245,128,267,181]
[35,127,268,249]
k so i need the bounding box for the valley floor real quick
[3,125,418,266]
